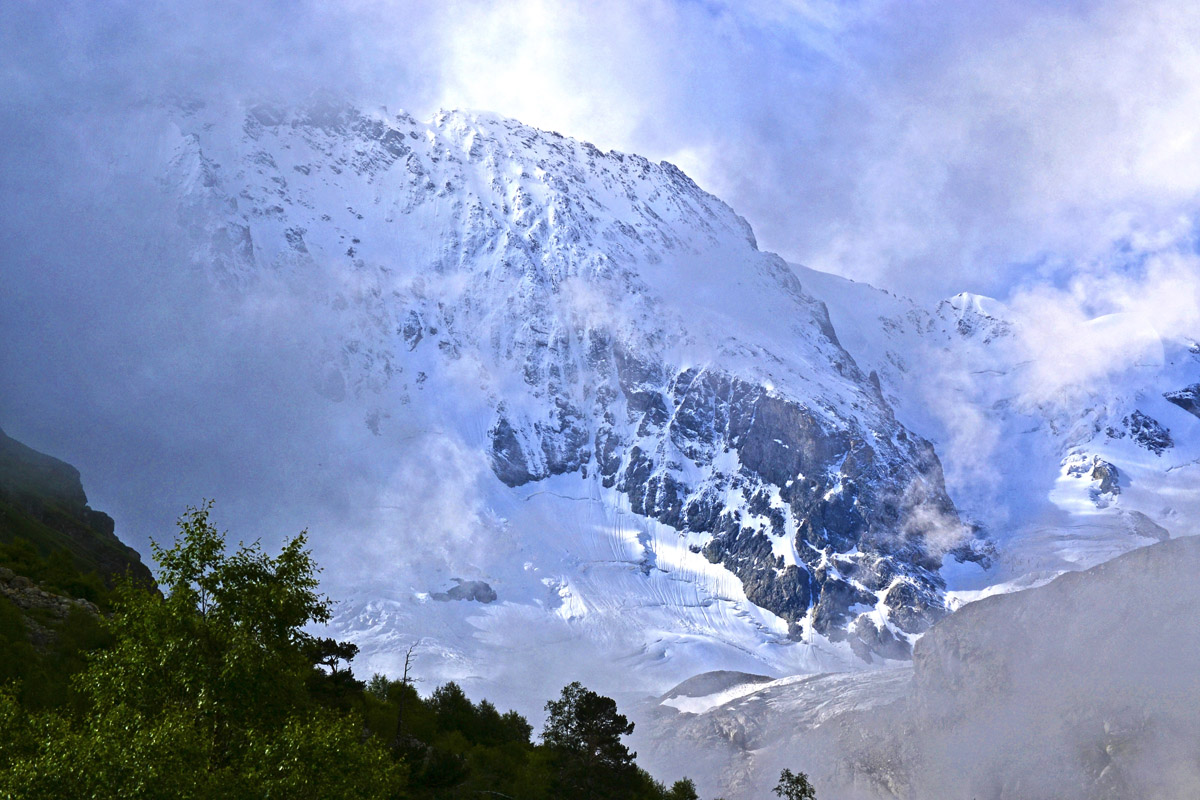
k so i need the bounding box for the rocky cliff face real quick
[488,327,965,644]
[0,428,152,586]
[157,97,982,659]
[1164,383,1200,418]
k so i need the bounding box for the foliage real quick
[0,540,113,712]
[665,777,700,800]
[0,501,702,800]
[0,502,402,799]
[542,680,644,800]
[774,767,817,800]
[0,536,110,608]
[80,503,340,740]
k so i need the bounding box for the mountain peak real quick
[156,96,977,679]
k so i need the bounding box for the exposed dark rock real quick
[399,310,424,350]
[1164,383,1200,418]
[614,346,670,430]
[487,341,967,655]
[535,397,590,477]
[432,579,497,604]
[1090,459,1120,496]
[1066,453,1121,504]
[594,423,623,488]
[849,615,912,663]
[488,415,535,487]
[733,391,845,488]
[883,579,947,634]
[0,428,153,586]
[813,578,878,634]
[1109,410,1172,455]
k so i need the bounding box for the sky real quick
[5,1,1200,779]
[3,0,1200,567]
[4,0,1200,298]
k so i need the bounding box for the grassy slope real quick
[0,427,152,586]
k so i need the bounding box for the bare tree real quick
[394,641,418,744]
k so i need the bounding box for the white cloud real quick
[11,0,1200,299]
[1007,251,1200,405]
[416,0,1200,300]
[428,0,677,153]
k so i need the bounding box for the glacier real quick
[125,95,1200,731]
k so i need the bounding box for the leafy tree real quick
[773,767,817,800]
[665,777,699,800]
[430,681,476,739]
[304,636,366,709]
[80,502,337,739]
[0,500,708,800]
[543,681,639,800]
[0,502,404,799]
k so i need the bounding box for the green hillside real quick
[0,427,152,586]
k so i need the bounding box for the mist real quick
[3,3,1200,793]
[636,535,1200,799]
[6,0,1200,293]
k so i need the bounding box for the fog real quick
[839,534,1200,799]
[637,535,1200,799]
[7,0,1200,292]
[2,3,1199,792]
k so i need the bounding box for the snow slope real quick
[145,96,984,709]
[794,265,1200,601]
[137,95,1200,717]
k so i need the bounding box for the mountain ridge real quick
[152,96,985,676]
[0,427,152,587]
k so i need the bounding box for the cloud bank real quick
[7,0,1200,298]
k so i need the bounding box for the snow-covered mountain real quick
[153,96,986,691]
[145,95,1199,712]
[795,266,1200,600]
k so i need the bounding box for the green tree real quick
[0,502,404,799]
[773,767,816,800]
[542,681,638,800]
[0,501,710,799]
[80,503,332,734]
[665,777,699,800]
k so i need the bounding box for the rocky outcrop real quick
[1106,410,1173,455]
[431,579,497,603]
[1090,458,1120,496]
[0,565,101,648]
[488,343,965,649]
[0,427,153,586]
[1065,453,1121,506]
[1164,383,1200,418]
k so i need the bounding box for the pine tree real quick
[542,681,638,800]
